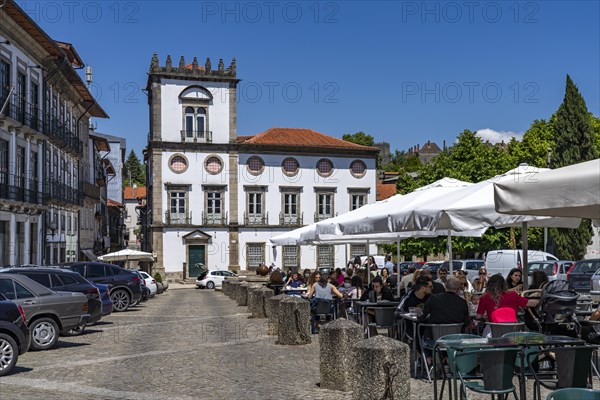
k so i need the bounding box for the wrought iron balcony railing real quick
[165,211,192,225]
[244,212,268,226]
[279,212,303,226]
[180,130,213,143]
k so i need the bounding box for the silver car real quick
[589,266,600,304]
[0,274,90,351]
[527,260,574,283]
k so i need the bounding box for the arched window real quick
[185,107,194,136]
[196,108,206,135]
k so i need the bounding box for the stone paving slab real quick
[0,287,596,400]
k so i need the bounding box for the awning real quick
[90,134,110,152]
[81,249,97,261]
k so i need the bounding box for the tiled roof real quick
[419,141,442,154]
[239,128,378,150]
[377,182,397,201]
[124,186,147,200]
[107,199,124,208]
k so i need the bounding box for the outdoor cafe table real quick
[282,287,308,296]
[396,312,420,376]
[433,334,586,400]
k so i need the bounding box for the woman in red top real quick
[475,274,539,322]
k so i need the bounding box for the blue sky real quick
[21,0,600,156]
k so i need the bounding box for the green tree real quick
[124,150,145,186]
[342,132,375,147]
[508,118,555,168]
[548,75,597,260]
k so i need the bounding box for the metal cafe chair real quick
[487,322,525,338]
[436,334,481,400]
[545,388,600,400]
[418,323,464,382]
[455,347,521,400]
[367,306,396,338]
[528,345,597,400]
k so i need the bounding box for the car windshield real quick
[573,260,600,274]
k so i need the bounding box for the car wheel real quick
[0,333,18,377]
[206,281,215,289]
[30,317,59,351]
[111,290,131,312]
[61,324,86,336]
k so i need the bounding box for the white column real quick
[9,214,16,266]
[37,214,43,265]
[25,136,31,193]
[8,129,16,186]
[37,141,43,198]
[23,219,31,265]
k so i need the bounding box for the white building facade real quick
[146,54,378,280]
[0,2,108,266]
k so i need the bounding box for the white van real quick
[485,250,558,279]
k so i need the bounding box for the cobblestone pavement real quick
[1,286,597,399]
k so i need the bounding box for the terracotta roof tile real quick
[239,128,378,150]
[377,182,397,201]
[107,199,124,208]
[124,186,147,200]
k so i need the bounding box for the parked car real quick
[441,259,485,283]
[399,261,424,275]
[93,283,113,317]
[137,271,157,297]
[196,270,237,289]
[485,250,558,278]
[569,259,600,292]
[0,274,89,350]
[1,267,103,334]
[526,260,574,284]
[64,262,143,312]
[0,293,30,376]
[422,261,444,281]
[589,267,600,303]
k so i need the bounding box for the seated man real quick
[360,276,395,336]
[396,276,433,340]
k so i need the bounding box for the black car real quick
[65,262,143,312]
[568,259,600,292]
[1,267,103,333]
[0,293,30,376]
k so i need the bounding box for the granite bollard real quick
[266,294,287,335]
[228,281,241,301]
[222,280,230,296]
[237,283,251,306]
[320,318,364,391]
[352,336,410,400]
[248,286,273,318]
[277,296,311,345]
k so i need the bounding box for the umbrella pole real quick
[397,238,401,298]
[367,239,371,285]
[447,232,453,274]
[522,222,528,290]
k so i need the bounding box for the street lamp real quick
[49,221,58,236]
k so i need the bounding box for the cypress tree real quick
[549,75,597,260]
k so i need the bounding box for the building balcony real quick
[202,212,228,226]
[314,211,337,222]
[47,179,82,206]
[0,172,46,205]
[279,212,303,226]
[180,130,212,143]
[165,211,192,225]
[244,212,268,226]
[0,95,44,135]
[44,116,83,156]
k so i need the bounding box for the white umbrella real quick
[332,178,473,236]
[98,249,155,262]
[494,158,600,220]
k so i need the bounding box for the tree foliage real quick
[124,150,145,186]
[547,75,597,260]
[342,131,375,147]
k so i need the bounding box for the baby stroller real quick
[525,279,581,337]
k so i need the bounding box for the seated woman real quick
[472,266,488,292]
[286,272,304,288]
[475,274,539,324]
[267,270,285,294]
[380,267,390,287]
[505,268,524,293]
[306,272,344,332]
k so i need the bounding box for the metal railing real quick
[202,211,228,226]
[180,130,213,143]
[47,178,82,206]
[165,211,192,225]
[314,211,337,222]
[244,212,269,226]
[279,212,303,226]
[0,172,46,205]
[0,94,82,156]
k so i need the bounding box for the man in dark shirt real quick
[419,269,446,294]
[399,276,433,312]
[418,277,470,328]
